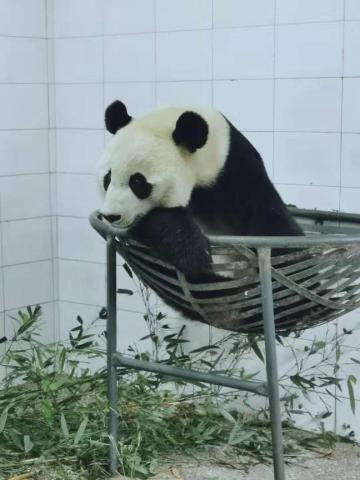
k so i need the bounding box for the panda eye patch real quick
[129,172,152,200]
[103,170,111,191]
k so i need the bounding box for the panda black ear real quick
[105,100,132,134]
[172,111,209,153]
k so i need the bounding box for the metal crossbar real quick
[89,207,360,480]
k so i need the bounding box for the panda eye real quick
[103,170,111,191]
[129,172,152,200]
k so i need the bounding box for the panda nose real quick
[102,214,121,223]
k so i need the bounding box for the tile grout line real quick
[339,3,347,214]
[46,0,60,340]
[0,193,6,330]
[154,0,158,106]
[2,258,54,269]
[210,0,214,108]
[272,0,277,181]
[334,0,348,437]
[2,127,360,134]
[21,74,360,84]
[43,17,360,39]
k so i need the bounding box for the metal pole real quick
[106,235,118,475]
[258,247,285,480]
[114,353,268,396]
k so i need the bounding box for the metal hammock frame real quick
[90,208,360,480]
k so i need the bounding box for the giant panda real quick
[97,100,303,325]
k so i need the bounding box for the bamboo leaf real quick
[60,412,70,438]
[24,434,34,453]
[74,417,88,445]
[249,338,264,363]
[219,408,236,424]
[0,407,9,433]
[123,263,133,278]
[347,375,357,414]
[117,288,134,295]
[336,344,341,362]
[190,344,220,354]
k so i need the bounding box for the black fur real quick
[103,170,111,191]
[172,111,209,153]
[189,118,303,237]
[129,173,152,200]
[130,207,214,280]
[105,100,132,134]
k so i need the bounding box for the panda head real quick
[98,100,226,227]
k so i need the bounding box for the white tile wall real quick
[0,266,4,312]
[54,84,103,128]
[157,30,212,81]
[346,0,360,20]
[276,184,340,210]
[156,0,212,31]
[276,0,344,24]
[2,217,52,265]
[0,85,48,129]
[274,133,341,185]
[54,37,103,83]
[57,174,101,217]
[59,259,105,305]
[58,217,104,263]
[340,187,360,213]
[0,0,46,37]
[104,34,155,82]
[56,130,104,173]
[0,131,49,176]
[342,78,360,132]
[104,0,155,34]
[52,0,103,38]
[0,174,51,221]
[2,0,360,436]
[213,0,275,28]
[344,22,360,76]
[0,38,47,83]
[3,260,53,311]
[214,80,273,131]
[213,27,274,79]
[275,78,342,132]
[104,83,156,116]
[157,81,212,108]
[341,134,360,187]
[275,23,343,78]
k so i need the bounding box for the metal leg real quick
[258,247,285,480]
[107,235,118,475]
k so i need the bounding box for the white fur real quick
[97,106,230,227]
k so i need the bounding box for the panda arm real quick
[130,207,215,279]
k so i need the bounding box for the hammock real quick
[90,207,360,334]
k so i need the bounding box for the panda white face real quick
[98,127,195,227]
[98,101,229,227]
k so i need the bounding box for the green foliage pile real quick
[0,306,350,479]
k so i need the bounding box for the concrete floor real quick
[113,443,360,480]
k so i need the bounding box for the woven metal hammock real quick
[90,208,360,334]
